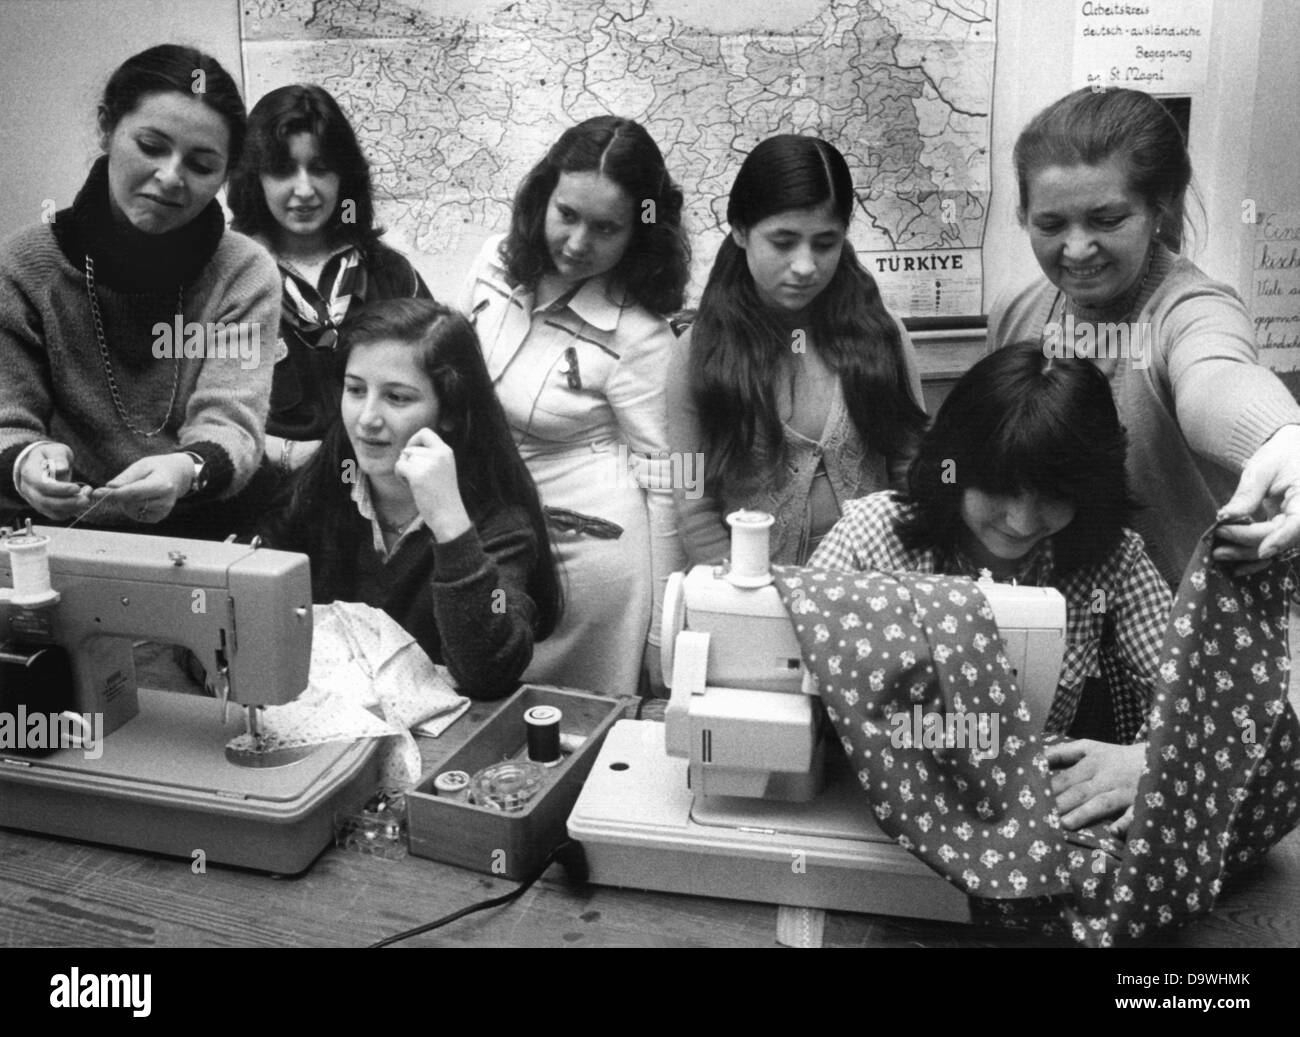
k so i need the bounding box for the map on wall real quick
[240,0,996,317]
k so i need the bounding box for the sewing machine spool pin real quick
[0,520,61,607]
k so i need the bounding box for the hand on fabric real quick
[91,453,193,524]
[15,442,92,519]
[394,427,471,542]
[1046,739,1146,831]
[1213,424,1300,573]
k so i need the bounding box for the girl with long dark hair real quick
[262,298,561,700]
[668,134,928,566]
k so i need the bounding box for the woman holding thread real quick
[261,298,561,701]
[228,84,430,481]
[811,344,1172,834]
[668,134,928,567]
[0,44,280,538]
[989,87,1300,587]
[460,116,688,699]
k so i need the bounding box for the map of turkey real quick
[241,0,996,307]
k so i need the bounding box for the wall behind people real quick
[985,0,1287,308]
[0,0,243,238]
[1,0,1295,317]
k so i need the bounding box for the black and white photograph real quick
[0,0,1296,982]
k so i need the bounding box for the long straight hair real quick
[691,135,925,487]
[286,299,562,638]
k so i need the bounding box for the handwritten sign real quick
[1252,212,1300,375]
[1073,0,1213,94]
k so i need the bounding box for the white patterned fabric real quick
[226,601,470,787]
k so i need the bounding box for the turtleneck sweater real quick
[0,157,280,513]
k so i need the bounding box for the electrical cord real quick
[367,839,579,948]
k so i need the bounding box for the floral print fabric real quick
[774,529,1300,945]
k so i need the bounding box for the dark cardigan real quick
[264,501,541,701]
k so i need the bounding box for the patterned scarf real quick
[775,527,1299,946]
[279,247,365,350]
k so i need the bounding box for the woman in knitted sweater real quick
[989,88,1300,585]
[0,45,280,540]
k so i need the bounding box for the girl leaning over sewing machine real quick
[809,343,1173,835]
[227,85,431,486]
[260,298,562,700]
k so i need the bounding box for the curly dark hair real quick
[500,115,689,315]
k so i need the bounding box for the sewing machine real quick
[569,514,1067,922]
[0,523,380,873]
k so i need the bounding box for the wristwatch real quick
[181,451,208,498]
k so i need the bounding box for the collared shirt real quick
[810,491,1172,742]
[458,234,676,461]
[350,474,424,561]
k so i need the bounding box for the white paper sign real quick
[1252,212,1300,374]
[1073,0,1213,94]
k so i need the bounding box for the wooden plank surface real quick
[1,614,1297,948]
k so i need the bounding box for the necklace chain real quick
[84,255,183,438]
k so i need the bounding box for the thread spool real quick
[0,528,59,606]
[725,510,775,587]
[524,705,562,766]
[434,770,470,798]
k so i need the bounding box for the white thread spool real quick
[1,529,59,606]
[726,510,775,587]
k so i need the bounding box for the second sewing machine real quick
[570,511,1068,922]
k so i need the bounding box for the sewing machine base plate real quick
[568,720,972,923]
[0,687,380,873]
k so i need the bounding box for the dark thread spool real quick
[525,705,562,767]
